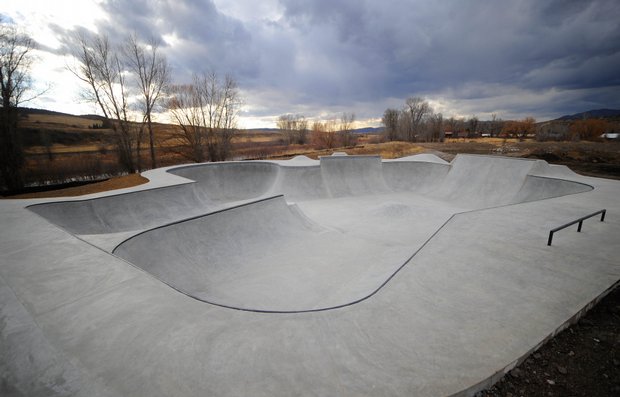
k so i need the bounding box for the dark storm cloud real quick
[281,0,620,117]
[279,0,620,93]
[47,0,620,121]
[95,0,258,82]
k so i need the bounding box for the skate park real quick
[1,153,619,396]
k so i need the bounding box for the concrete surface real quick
[1,153,619,396]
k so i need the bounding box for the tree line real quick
[0,19,241,190]
[276,112,356,149]
[69,31,240,173]
[382,97,444,142]
[382,97,544,141]
[2,18,614,191]
[381,97,616,142]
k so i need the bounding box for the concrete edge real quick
[110,194,286,253]
[110,211,460,314]
[448,280,620,397]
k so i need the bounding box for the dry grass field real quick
[9,109,620,198]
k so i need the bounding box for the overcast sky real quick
[4,0,620,128]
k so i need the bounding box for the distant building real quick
[601,132,619,140]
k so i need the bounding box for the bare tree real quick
[444,116,466,138]
[0,19,35,189]
[520,117,536,141]
[124,34,170,169]
[196,72,240,161]
[501,117,536,140]
[382,108,399,141]
[277,114,294,144]
[167,84,206,162]
[277,114,307,145]
[403,97,431,141]
[70,32,137,172]
[166,72,241,162]
[426,112,444,142]
[467,115,479,137]
[488,113,504,137]
[339,112,356,147]
[569,118,608,141]
[311,120,338,149]
[296,116,308,145]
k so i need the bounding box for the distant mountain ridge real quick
[557,109,620,120]
[18,107,105,121]
[18,107,382,132]
[352,127,384,134]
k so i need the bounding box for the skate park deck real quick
[1,153,619,396]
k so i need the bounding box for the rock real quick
[546,379,555,385]
[568,350,575,356]
[557,366,567,375]
[511,368,522,378]
[534,353,542,359]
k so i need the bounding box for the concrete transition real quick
[1,153,619,396]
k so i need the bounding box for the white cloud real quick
[4,0,620,126]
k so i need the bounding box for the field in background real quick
[10,108,620,197]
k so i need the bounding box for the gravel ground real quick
[476,285,620,397]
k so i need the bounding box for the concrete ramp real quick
[29,154,592,238]
[429,155,535,207]
[113,195,416,312]
[28,182,211,234]
[428,154,591,208]
[320,155,390,197]
[514,175,592,203]
[529,159,582,179]
[382,160,450,193]
[6,152,619,397]
[270,164,329,202]
[391,153,450,164]
[169,161,279,203]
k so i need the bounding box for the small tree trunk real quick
[147,113,156,169]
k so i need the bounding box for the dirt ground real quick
[476,285,620,397]
[6,173,149,199]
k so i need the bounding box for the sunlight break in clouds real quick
[3,0,620,127]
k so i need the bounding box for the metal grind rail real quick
[547,209,606,246]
